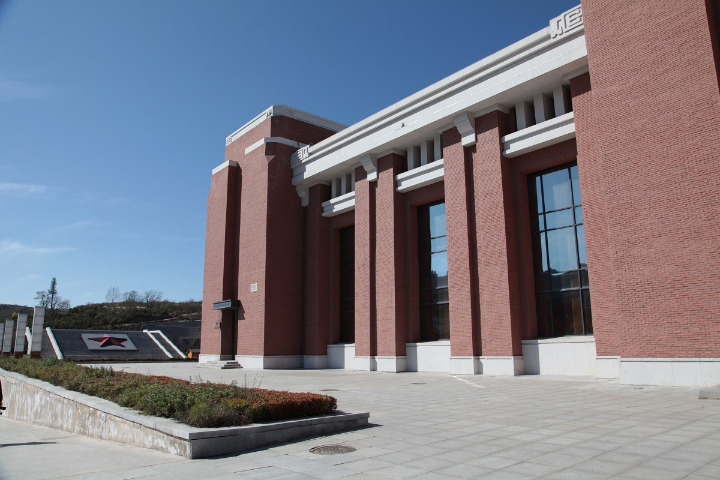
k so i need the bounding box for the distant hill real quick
[1,301,201,331]
[0,304,34,320]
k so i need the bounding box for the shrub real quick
[0,356,336,428]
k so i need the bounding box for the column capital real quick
[360,154,378,182]
[453,112,476,147]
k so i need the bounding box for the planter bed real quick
[0,368,369,458]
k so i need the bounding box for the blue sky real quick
[0,0,578,307]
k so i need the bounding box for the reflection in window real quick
[418,202,449,340]
[530,164,592,337]
[339,226,354,343]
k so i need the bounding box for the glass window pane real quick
[552,290,582,336]
[576,225,587,268]
[433,304,450,340]
[580,269,589,287]
[547,227,578,271]
[540,232,548,272]
[431,236,447,253]
[431,252,448,288]
[571,165,582,205]
[535,176,544,214]
[574,206,583,224]
[436,288,449,304]
[545,209,574,229]
[419,255,431,289]
[551,271,580,290]
[429,203,446,237]
[541,169,573,211]
[536,293,552,337]
[582,289,593,334]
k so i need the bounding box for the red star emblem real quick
[88,334,128,348]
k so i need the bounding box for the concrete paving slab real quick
[3,362,720,479]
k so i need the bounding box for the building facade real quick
[200,1,720,387]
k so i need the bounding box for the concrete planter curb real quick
[0,368,369,458]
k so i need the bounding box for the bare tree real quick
[105,286,121,304]
[142,289,163,308]
[123,290,140,305]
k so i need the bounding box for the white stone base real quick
[479,356,524,376]
[198,354,221,364]
[303,355,328,369]
[406,341,451,372]
[449,356,479,374]
[619,358,720,387]
[353,356,377,371]
[522,336,596,376]
[377,356,407,372]
[327,344,355,369]
[235,355,303,369]
[595,356,621,379]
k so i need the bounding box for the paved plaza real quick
[1,363,719,479]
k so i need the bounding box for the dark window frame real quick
[529,162,592,337]
[417,201,450,341]
[338,225,355,343]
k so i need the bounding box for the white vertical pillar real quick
[434,134,443,161]
[533,93,554,123]
[2,320,13,354]
[350,169,355,192]
[340,174,348,195]
[515,101,534,130]
[29,306,45,356]
[553,85,571,116]
[14,313,27,356]
[420,140,433,165]
[0,323,4,352]
[407,145,420,170]
[331,178,339,198]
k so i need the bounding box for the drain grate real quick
[320,388,339,391]
[309,444,357,455]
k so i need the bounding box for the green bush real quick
[0,356,336,428]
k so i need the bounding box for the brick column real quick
[304,184,332,368]
[354,164,376,370]
[472,110,523,375]
[200,161,240,360]
[375,153,407,372]
[442,127,481,374]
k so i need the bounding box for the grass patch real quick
[0,356,337,428]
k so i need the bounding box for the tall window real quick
[418,202,449,341]
[530,164,592,337]
[339,226,355,343]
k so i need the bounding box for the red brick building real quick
[201,1,720,387]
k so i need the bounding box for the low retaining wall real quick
[0,368,369,459]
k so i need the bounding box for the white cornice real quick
[212,160,239,175]
[322,191,356,217]
[291,5,586,186]
[395,159,445,193]
[226,105,346,147]
[502,111,575,158]
[245,137,307,155]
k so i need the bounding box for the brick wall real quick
[579,0,720,357]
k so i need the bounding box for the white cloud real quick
[0,182,48,198]
[0,75,52,102]
[0,241,75,256]
[53,220,113,233]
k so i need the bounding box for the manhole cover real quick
[309,444,356,455]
